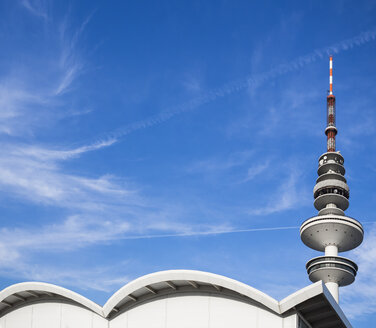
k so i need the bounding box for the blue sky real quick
[0,0,376,326]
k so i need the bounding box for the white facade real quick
[0,270,351,328]
[0,295,296,328]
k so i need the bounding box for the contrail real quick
[96,27,376,144]
[119,221,376,241]
[120,225,300,240]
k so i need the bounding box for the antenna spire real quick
[329,56,333,95]
[325,56,337,152]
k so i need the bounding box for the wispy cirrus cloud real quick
[185,151,272,186]
[0,241,131,293]
[14,139,117,161]
[0,213,132,291]
[0,209,300,292]
[0,9,142,289]
[0,81,49,135]
[0,142,125,208]
[248,166,310,215]
[341,223,376,318]
[186,150,254,174]
[0,7,232,291]
[0,137,245,289]
[242,161,270,183]
[11,263,131,293]
[54,13,94,96]
[21,0,48,20]
[0,5,89,136]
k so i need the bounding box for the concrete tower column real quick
[325,282,339,303]
[325,245,338,257]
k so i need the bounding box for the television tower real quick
[300,56,364,303]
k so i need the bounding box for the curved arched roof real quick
[0,270,352,327]
[0,281,103,316]
[103,269,279,317]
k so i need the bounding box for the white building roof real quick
[0,270,352,327]
[0,281,104,316]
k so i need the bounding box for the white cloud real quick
[248,167,310,215]
[0,11,232,288]
[0,207,239,291]
[0,137,246,288]
[186,150,254,174]
[341,223,376,318]
[0,214,303,293]
[0,10,124,215]
[54,14,93,96]
[14,139,117,161]
[0,11,147,288]
[0,81,49,135]
[0,215,131,252]
[0,142,128,208]
[21,0,48,20]
[182,74,203,93]
[243,161,270,182]
[22,265,131,293]
[0,249,131,293]
[0,7,91,136]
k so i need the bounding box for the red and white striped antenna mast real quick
[329,56,333,95]
[325,56,337,152]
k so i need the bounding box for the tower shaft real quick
[326,282,339,303]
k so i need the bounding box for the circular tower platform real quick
[306,256,358,286]
[300,214,363,252]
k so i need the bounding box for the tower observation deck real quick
[300,56,364,303]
